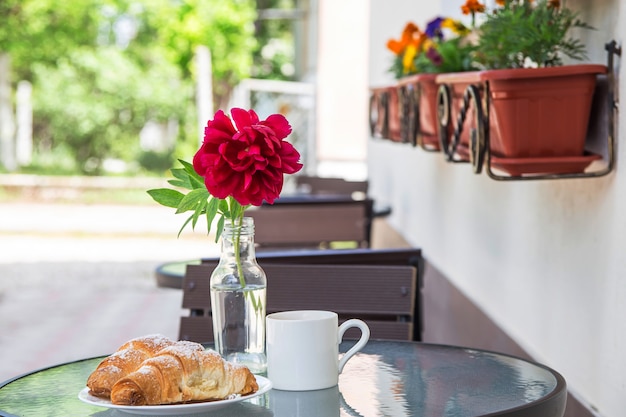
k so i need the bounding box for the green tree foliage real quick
[253,0,297,80]
[33,47,190,174]
[0,0,102,81]
[0,0,259,174]
[135,0,257,108]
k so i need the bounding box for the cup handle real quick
[337,319,370,373]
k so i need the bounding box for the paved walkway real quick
[0,201,219,383]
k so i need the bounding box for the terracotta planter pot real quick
[369,86,386,139]
[398,74,440,150]
[369,87,386,139]
[369,85,402,142]
[436,64,607,173]
[386,85,402,142]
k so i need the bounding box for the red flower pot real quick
[436,64,607,174]
[369,85,402,142]
[398,74,440,150]
[386,85,402,142]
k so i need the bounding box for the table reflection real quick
[337,342,560,417]
[270,387,339,417]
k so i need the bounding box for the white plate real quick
[78,375,272,416]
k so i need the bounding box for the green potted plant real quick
[436,0,606,174]
[371,17,476,149]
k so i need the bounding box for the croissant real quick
[87,334,175,398]
[110,343,259,405]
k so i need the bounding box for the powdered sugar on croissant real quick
[87,334,175,398]
[110,341,258,405]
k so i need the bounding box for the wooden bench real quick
[179,248,423,342]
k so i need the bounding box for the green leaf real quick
[219,199,230,217]
[147,188,185,208]
[190,175,205,190]
[176,188,209,213]
[171,167,189,181]
[215,215,225,243]
[191,198,207,229]
[203,197,220,235]
[207,197,220,218]
[177,214,195,238]
[179,159,205,189]
[168,179,189,188]
[169,168,193,190]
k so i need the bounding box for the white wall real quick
[367,0,626,416]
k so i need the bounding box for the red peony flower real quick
[193,108,303,206]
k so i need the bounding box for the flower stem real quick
[234,216,247,290]
[230,203,261,313]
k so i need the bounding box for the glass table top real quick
[0,340,566,417]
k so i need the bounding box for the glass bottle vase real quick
[210,217,267,373]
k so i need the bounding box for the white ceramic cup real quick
[266,310,370,391]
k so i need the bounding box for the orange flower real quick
[461,0,486,14]
[548,0,560,8]
[495,0,506,5]
[386,22,421,55]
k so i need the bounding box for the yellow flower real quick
[422,38,435,52]
[402,44,418,74]
[442,18,470,36]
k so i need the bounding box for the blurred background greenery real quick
[0,0,298,176]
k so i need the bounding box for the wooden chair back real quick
[248,198,374,249]
[180,263,416,343]
[295,175,369,196]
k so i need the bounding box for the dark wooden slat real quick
[180,316,412,342]
[203,247,422,268]
[183,263,415,315]
[179,316,214,343]
[263,264,415,317]
[181,265,213,311]
[342,321,412,340]
[257,247,421,267]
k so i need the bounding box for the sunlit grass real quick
[0,174,164,205]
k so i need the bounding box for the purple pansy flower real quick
[425,17,445,40]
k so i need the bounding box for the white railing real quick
[230,78,316,176]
